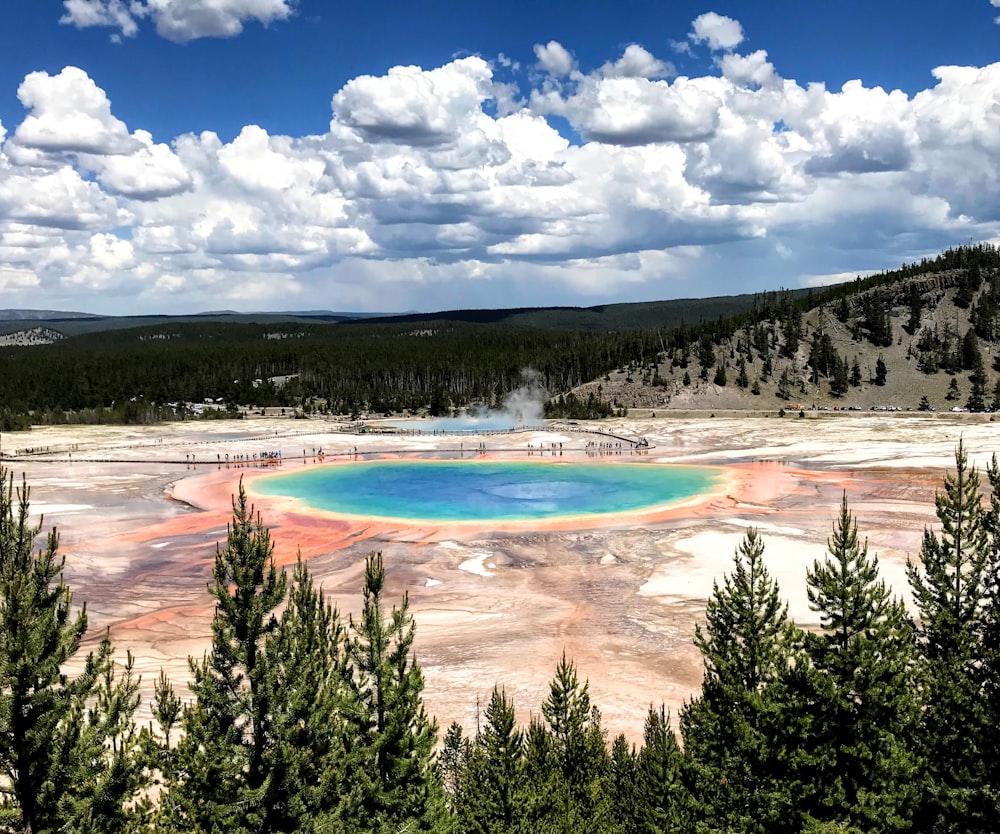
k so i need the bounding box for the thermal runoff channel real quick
[251,460,721,522]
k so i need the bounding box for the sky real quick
[1,2,1000,315]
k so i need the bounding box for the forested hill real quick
[0,291,802,338]
[2,243,1000,428]
[353,290,811,332]
[563,243,1000,415]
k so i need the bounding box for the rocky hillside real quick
[567,248,1000,414]
[0,326,65,347]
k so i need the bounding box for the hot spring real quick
[251,460,721,523]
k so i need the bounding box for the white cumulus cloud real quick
[13,67,137,155]
[5,42,1000,313]
[600,44,674,79]
[332,57,495,146]
[60,0,138,37]
[60,0,294,42]
[534,41,577,76]
[690,12,745,51]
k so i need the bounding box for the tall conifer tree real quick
[0,469,146,833]
[907,443,993,831]
[343,551,448,832]
[982,456,1000,811]
[162,481,287,832]
[775,495,917,832]
[635,705,690,834]
[263,557,351,831]
[680,527,793,832]
[609,734,638,834]
[455,686,524,834]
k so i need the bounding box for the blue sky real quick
[1,1,1000,314]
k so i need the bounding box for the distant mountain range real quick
[0,290,806,337]
[0,309,101,321]
[0,309,402,337]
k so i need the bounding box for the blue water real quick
[253,460,719,522]
[387,416,540,433]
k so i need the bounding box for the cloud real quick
[534,41,576,76]
[6,49,1000,313]
[600,44,674,79]
[531,75,722,145]
[92,130,193,199]
[331,57,495,145]
[13,67,137,155]
[0,265,40,290]
[799,80,917,176]
[60,0,295,42]
[799,269,879,288]
[720,50,778,88]
[60,0,138,37]
[690,12,744,51]
[0,165,121,230]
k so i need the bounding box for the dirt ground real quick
[1,413,991,742]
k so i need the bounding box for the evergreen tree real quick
[680,528,793,832]
[0,468,146,834]
[781,310,802,358]
[836,294,852,324]
[736,357,749,389]
[961,328,982,371]
[698,337,715,371]
[874,354,887,386]
[344,551,447,832]
[776,369,792,400]
[830,354,849,397]
[162,481,288,832]
[440,722,469,806]
[967,355,988,412]
[981,456,1000,807]
[609,734,638,834]
[762,351,773,380]
[904,284,923,335]
[862,296,892,347]
[907,443,994,831]
[849,357,862,388]
[713,364,727,387]
[635,705,690,834]
[774,495,917,833]
[531,654,614,833]
[264,557,351,831]
[519,718,559,832]
[455,687,524,834]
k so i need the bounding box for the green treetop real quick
[776,495,918,833]
[343,551,448,833]
[0,468,146,834]
[907,443,994,831]
[161,481,287,832]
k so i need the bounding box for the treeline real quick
[3,445,1000,832]
[0,321,658,423]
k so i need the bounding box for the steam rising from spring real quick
[467,368,547,426]
[499,368,547,426]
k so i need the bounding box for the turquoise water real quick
[253,460,720,522]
